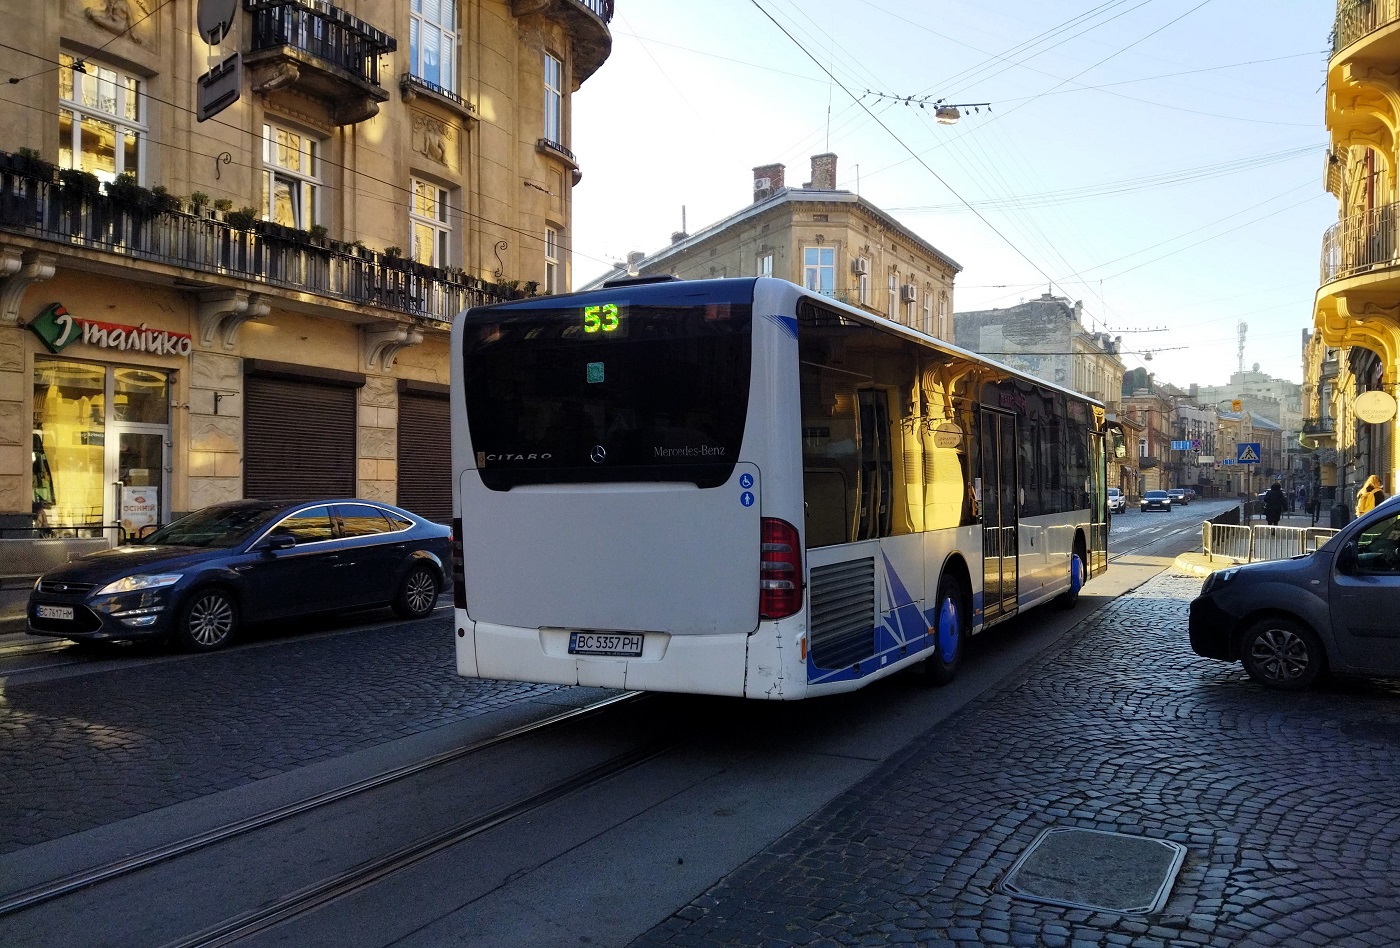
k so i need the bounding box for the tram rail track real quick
[0,690,647,921]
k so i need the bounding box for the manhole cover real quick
[999,827,1186,914]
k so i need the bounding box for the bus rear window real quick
[462,294,753,489]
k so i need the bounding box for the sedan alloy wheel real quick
[178,588,239,651]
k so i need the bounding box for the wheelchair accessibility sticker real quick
[740,473,754,489]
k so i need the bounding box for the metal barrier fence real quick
[1202,521,1340,564]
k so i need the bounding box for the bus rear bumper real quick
[460,619,752,698]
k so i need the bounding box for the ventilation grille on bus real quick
[809,558,876,670]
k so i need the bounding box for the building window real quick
[758,254,773,278]
[905,287,917,325]
[544,53,563,145]
[922,293,933,334]
[58,53,144,184]
[938,292,948,338]
[545,226,560,294]
[858,273,870,306]
[410,0,457,92]
[887,273,897,320]
[803,246,835,296]
[263,123,320,228]
[410,178,450,267]
[1139,437,1148,458]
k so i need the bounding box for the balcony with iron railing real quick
[0,159,514,324]
[1332,0,1400,56]
[1303,417,1335,435]
[1319,201,1400,286]
[512,0,614,83]
[244,0,397,125]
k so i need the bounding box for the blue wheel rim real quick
[938,595,959,661]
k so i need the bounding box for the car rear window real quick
[461,281,754,490]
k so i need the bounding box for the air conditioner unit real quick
[753,177,771,191]
[900,283,917,302]
[852,257,869,275]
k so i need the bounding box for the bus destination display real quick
[582,303,624,336]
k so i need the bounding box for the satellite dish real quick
[198,0,237,46]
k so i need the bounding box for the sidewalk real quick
[636,568,1400,948]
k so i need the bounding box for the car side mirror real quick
[1336,542,1357,575]
[259,529,296,552]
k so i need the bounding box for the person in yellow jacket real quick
[1356,475,1387,516]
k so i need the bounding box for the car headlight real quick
[1202,567,1240,594]
[97,573,183,595]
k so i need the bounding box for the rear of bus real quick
[449,277,808,698]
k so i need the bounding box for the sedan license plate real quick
[568,631,644,657]
[36,604,74,621]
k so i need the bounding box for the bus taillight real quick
[759,518,803,620]
[451,517,466,610]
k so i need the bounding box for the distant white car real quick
[1108,488,1126,514]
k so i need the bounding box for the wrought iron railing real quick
[1333,0,1400,55]
[1320,201,1399,285]
[0,166,514,322]
[401,73,475,113]
[537,138,577,164]
[245,0,396,89]
[1302,417,1334,434]
[573,0,615,23]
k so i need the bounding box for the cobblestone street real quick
[0,615,565,854]
[635,569,1400,948]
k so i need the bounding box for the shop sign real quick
[27,303,193,357]
[1354,390,1398,425]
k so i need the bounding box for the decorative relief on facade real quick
[76,0,153,45]
[412,111,458,171]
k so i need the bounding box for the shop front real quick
[25,299,191,541]
[33,358,171,538]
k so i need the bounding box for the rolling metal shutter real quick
[396,389,451,523]
[244,374,357,502]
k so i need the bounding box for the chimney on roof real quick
[753,163,784,203]
[671,231,688,245]
[626,251,645,276]
[808,152,837,190]
[1073,300,1083,321]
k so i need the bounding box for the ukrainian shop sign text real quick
[27,303,193,356]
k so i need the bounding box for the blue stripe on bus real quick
[807,553,934,685]
[763,312,799,338]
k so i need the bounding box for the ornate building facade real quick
[0,0,612,567]
[1310,0,1400,504]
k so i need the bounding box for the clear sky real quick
[569,0,1336,390]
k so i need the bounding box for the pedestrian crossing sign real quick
[1236,442,1261,464]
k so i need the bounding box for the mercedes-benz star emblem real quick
[590,445,607,464]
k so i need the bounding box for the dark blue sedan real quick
[27,499,450,651]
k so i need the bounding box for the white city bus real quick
[450,276,1107,699]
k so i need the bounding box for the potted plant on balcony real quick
[13,148,56,181]
[106,173,156,214]
[226,206,258,231]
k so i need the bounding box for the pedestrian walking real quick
[1263,481,1286,526]
[1295,485,1307,512]
[1357,475,1387,516]
[1308,489,1321,526]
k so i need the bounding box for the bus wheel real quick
[922,576,964,686]
[1057,542,1086,610]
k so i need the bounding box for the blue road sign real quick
[1236,442,1261,464]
